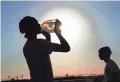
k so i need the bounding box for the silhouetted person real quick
[19,16,70,82]
[98,46,120,82]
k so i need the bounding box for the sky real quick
[1,1,120,80]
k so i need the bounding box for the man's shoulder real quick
[108,59,117,66]
[36,39,48,43]
[24,39,49,47]
[107,59,120,72]
[36,39,52,46]
[105,59,117,69]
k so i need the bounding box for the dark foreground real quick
[2,75,104,82]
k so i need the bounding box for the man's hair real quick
[19,16,41,38]
[98,46,112,55]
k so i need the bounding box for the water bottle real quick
[41,19,62,33]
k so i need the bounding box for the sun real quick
[38,8,90,48]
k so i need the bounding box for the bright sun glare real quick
[38,8,90,48]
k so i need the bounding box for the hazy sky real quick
[1,1,120,80]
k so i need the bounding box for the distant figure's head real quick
[98,46,112,60]
[19,16,41,38]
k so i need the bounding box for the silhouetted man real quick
[19,16,70,82]
[98,46,120,82]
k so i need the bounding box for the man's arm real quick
[42,30,51,42]
[42,19,70,52]
[50,33,70,52]
[50,19,70,52]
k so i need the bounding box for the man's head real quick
[19,16,41,38]
[98,46,112,60]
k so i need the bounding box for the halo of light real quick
[38,8,91,48]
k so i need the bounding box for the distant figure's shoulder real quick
[107,59,120,72]
[107,59,117,66]
[108,59,116,64]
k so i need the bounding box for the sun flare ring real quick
[38,8,90,48]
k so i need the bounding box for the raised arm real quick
[42,19,70,52]
[51,19,70,52]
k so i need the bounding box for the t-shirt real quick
[104,59,120,81]
[23,39,55,82]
